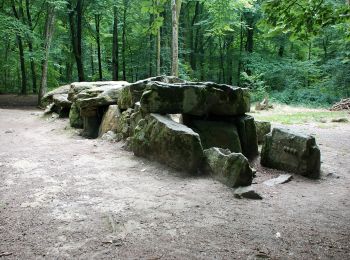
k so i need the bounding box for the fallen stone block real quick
[132,114,204,173]
[263,174,293,187]
[255,120,271,144]
[234,186,263,200]
[261,128,321,179]
[203,147,253,187]
[140,81,250,116]
[118,76,185,110]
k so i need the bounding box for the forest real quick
[0,0,349,106]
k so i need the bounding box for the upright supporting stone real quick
[255,120,271,144]
[98,105,121,137]
[261,128,321,179]
[235,115,259,158]
[69,102,83,128]
[132,114,204,173]
[183,119,242,153]
[81,107,105,138]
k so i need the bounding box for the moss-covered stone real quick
[261,128,321,179]
[255,120,271,144]
[42,84,71,106]
[68,81,128,102]
[204,147,253,187]
[140,82,250,116]
[75,83,128,109]
[118,76,185,109]
[132,114,204,173]
[69,102,83,128]
[235,115,259,158]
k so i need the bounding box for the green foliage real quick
[0,0,348,108]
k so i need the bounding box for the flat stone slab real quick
[263,174,293,187]
[42,84,70,104]
[118,76,185,109]
[234,186,263,200]
[140,81,250,116]
[75,83,128,109]
[261,128,321,179]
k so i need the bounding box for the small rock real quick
[331,118,348,123]
[5,130,14,134]
[263,174,293,186]
[234,186,263,200]
[326,172,340,179]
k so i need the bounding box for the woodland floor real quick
[0,104,349,259]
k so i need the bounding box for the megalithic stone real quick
[140,81,250,116]
[261,128,321,179]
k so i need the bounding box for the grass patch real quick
[251,111,349,125]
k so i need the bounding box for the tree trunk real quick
[68,0,85,82]
[149,10,154,77]
[190,1,200,71]
[156,0,161,76]
[112,5,119,80]
[122,0,127,81]
[90,43,95,76]
[95,14,103,80]
[38,3,56,105]
[237,15,243,86]
[171,0,182,77]
[11,0,27,95]
[25,0,37,93]
[244,11,254,53]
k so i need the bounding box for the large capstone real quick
[255,120,271,144]
[52,94,72,117]
[68,81,128,102]
[42,84,71,105]
[98,105,121,137]
[183,119,242,153]
[140,81,250,116]
[118,76,185,110]
[204,147,253,187]
[74,82,128,109]
[132,114,204,173]
[261,128,321,179]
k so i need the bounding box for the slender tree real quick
[171,0,182,76]
[112,4,119,80]
[38,2,56,105]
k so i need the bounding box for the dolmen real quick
[43,76,321,190]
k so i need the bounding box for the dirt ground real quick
[0,107,349,259]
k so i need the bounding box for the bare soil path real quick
[0,108,349,259]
